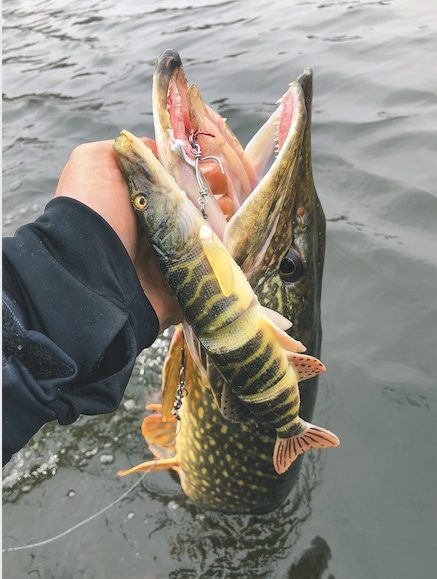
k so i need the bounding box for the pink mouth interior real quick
[167,72,193,157]
[166,72,296,219]
[276,84,296,155]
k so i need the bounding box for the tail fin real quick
[273,422,340,475]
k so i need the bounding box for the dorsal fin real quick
[199,223,234,296]
[261,306,292,330]
[286,352,326,382]
[263,316,306,353]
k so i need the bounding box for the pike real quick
[115,51,339,513]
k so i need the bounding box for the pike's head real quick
[153,49,325,351]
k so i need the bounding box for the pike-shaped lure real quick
[114,130,339,475]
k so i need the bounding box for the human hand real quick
[55,140,181,332]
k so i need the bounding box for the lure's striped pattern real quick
[114,129,339,476]
[162,239,303,437]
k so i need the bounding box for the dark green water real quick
[3,0,436,577]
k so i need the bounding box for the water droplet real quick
[84,446,98,458]
[22,484,31,493]
[127,512,135,520]
[67,489,76,498]
[167,501,179,511]
[18,206,29,215]
[99,453,114,465]
[123,399,136,411]
[9,180,22,191]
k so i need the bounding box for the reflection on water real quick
[3,0,436,578]
[164,454,322,577]
[286,536,333,579]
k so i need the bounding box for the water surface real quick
[3,0,436,577]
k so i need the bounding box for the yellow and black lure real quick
[114,130,339,477]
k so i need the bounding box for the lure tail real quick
[273,421,340,475]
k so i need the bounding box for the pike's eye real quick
[279,247,304,283]
[133,194,148,212]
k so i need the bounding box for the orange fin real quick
[145,403,162,412]
[286,352,326,382]
[117,457,179,477]
[161,325,184,422]
[273,422,340,475]
[141,413,177,459]
[264,316,306,353]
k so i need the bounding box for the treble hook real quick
[188,130,225,219]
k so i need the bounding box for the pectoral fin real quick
[199,223,234,296]
[117,457,179,477]
[142,410,177,458]
[161,325,184,422]
[205,358,250,423]
[117,409,180,477]
[206,361,226,412]
[220,381,251,423]
[273,422,340,475]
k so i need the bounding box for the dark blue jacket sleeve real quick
[2,197,160,465]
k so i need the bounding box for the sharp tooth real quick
[275,97,282,105]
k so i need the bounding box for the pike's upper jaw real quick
[155,49,307,231]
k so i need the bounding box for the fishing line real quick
[3,472,147,553]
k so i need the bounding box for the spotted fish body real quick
[116,53,339,512]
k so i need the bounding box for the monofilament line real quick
[3,472,147,553]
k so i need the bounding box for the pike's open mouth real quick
[158,48,305,221]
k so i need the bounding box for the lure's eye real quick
[279,247,304,283]
[132,194,148,212]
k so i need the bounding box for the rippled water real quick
[3,0,436,577]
